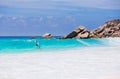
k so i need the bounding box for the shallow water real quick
[0,36,120,52]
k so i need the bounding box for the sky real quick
[0,0,120,36]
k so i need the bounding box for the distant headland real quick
[42,19,120,39]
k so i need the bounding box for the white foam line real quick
[77,39,90,46]
[106,38,120,46]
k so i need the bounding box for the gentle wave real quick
[76,39,90,46]
[0,37,120,52]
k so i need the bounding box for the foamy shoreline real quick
[0,47,120,79]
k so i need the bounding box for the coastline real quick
[0,1,120,79]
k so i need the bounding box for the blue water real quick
[0,36,120,52]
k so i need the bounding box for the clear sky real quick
[0,0,120,36]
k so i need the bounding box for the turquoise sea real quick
[0,36,120,52]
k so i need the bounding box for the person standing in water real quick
[35,39,40,48]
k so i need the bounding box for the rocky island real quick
[62,19,120,39]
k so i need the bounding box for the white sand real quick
[0,47,120,79]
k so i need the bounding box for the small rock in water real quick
[42,33,53,38]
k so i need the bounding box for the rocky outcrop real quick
[91,19,120,38]
[64,19,120,39]
[65,26,90,38]
[42,33,53,38]
[76,31,90,38]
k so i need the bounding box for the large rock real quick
[42,33,53,38]
[65,26,90,38]
[62,19,120,39]
[76,31,90,38]
[92,19,120,38]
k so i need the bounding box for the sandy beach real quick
[0,47,120,79]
